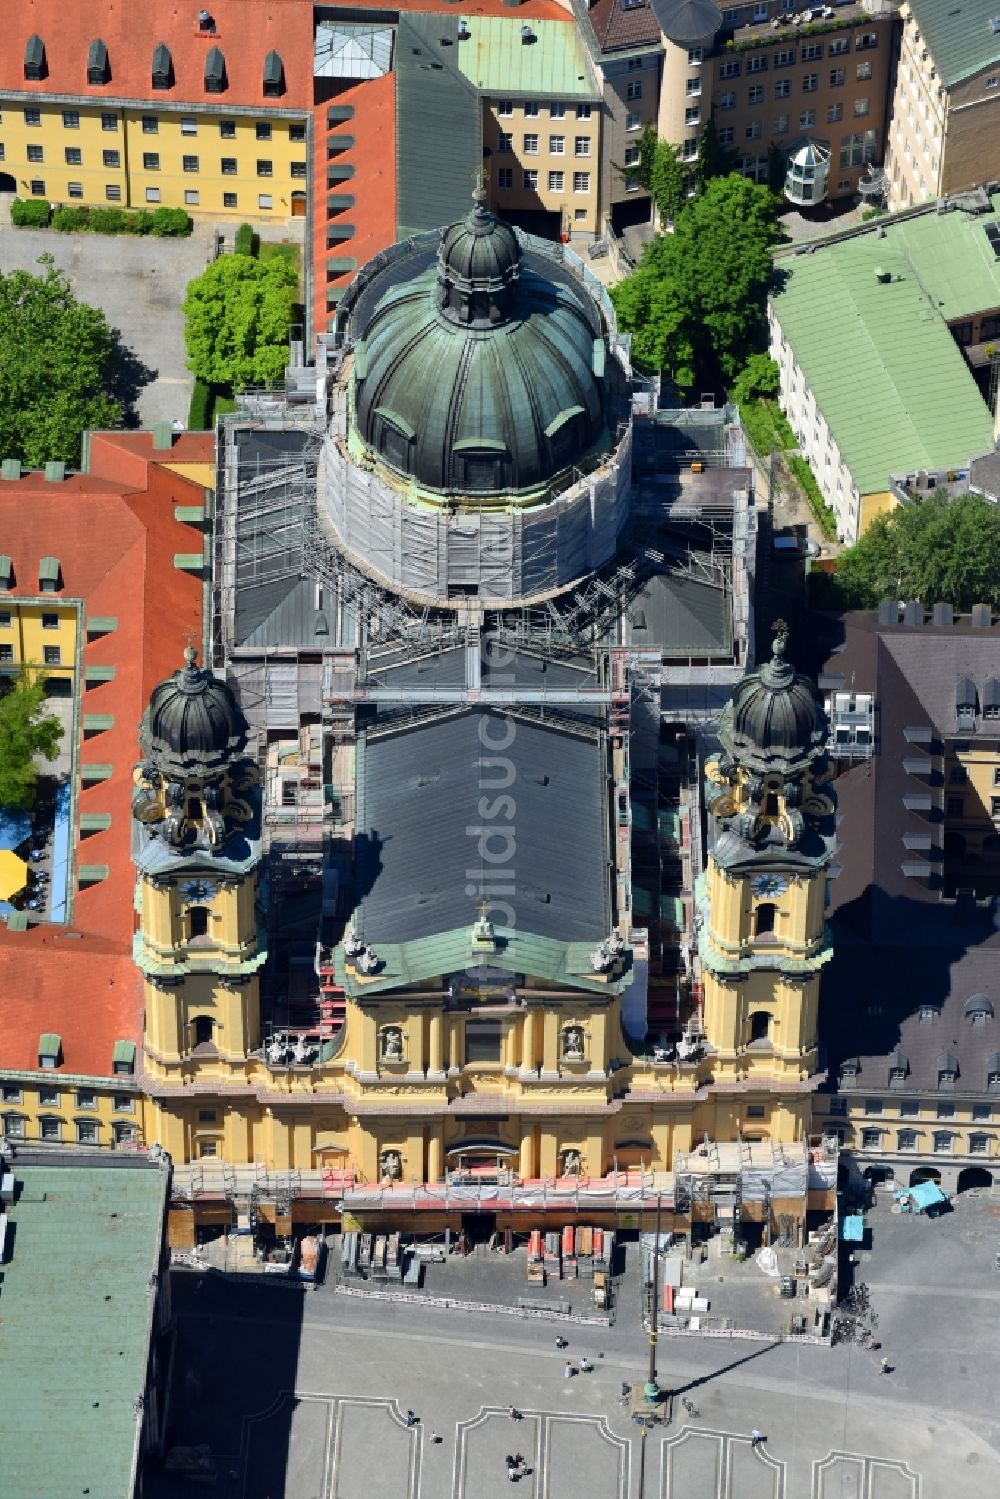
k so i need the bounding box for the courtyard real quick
[148,1189,1000,1499]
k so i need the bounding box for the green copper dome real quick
[350,194,610,499]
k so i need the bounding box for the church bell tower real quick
[132,649,263,1155]
[698,626,836,1143]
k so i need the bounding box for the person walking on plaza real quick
[751,1428,764,1450]
[579,1356,594,1372]
[564,1360,575,1378]
[880,1357,891,1375]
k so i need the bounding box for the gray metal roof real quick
[626,574,731,657]
[355,708,611,948]
[395,14,482,241]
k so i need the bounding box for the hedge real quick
[187,379,214,431]
[10,197,52,228]
[787,454,838,541]
[234,222,258,257]
[46,205,191,237]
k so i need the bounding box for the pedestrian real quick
[405,1409,417,1427]
[564,1361,575,1378]
[880,1357,890,1375]
[579,1356,593,1373]
[514,1452,525,1469]
[430,1431,440,1445]
[750,1428,763,1449]
[509,1405,522,1420]
[507,1463,518,1483]
[555,1335,568,1350]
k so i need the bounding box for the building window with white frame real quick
[548,170,564,191]
[574,136,590,156]
[572,171,590,193]
[498,167,512,189]
[549,135,564,154]
[523,134,539,154]
[626,109,642,131]
[523,169,538,189]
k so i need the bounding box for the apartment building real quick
[0,0,312,223]
[885,0,1000,211]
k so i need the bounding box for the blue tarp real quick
[0,808,31,850]
[907,1181,947,1211]
[841,1214,865,1242]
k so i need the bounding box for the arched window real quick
[754,902,777,936]
[189,905,209,939]
[749,1010,771,1044]
[193,1015,214,1045]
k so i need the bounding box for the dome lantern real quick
[436,182,521,329]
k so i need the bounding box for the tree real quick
[0,670,64,811]
[731,352,780,405]
[616,129,686,224]
[609,265,695,387]
[0,255,122,468]
[835,493,1000,611]
[694,119,734,193]
[183,254,298,390]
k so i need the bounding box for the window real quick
[573,171,590,192]
[286,162,306,181]
[549,135,564,154]
[775,48,795,67]
[623,145,640,167]
[576,103,591,120]
[184,189,199,206]
[143,152,159,170]
[854,97,870,117]
[987,75,998,90]
[27,144,44,164]
[106,184,121,201]
[685,106,700,124]
[523,101,539,117]
[62,110,80,129]
[686,77,701,96]
[256,159,272,176]
[182,155,199,173]
[1,1084,22,1103]
[747,55,767,74]
[256,122,272,140]
[775,79,791,98]
[145,187,161,203]
[3,1114,25,1137]
[856,31,877,50]
[290,123,306,142]
[103,149,120,168]
[77,1120,99,1144]
[773,115,788,134]
[803,73,818,93]
[43,645,60,666]
[574,136,590,157]
[947,796,964,817]
[24,108,41,127]
[754,902,777,936]
[746,121,762,140]
[682,138,697,161]
[688,47,703,65]
[221,157,237,175]
[626,80,642,103]
[720,92,736,110]
[748,85,763,104]
[497,100,513,117]
[548,103,566,121]
[193,1015,214,1045]
[0,645,14,663]
[220,119,236,138]
[899,1099,919,1117]
[746,1104,766,1120]
[189,906,210,939]
[800,109,816,129]
[626,109,642,131]
[864,1098,883,1116]
[830,68,845,86]
[933,1131,953,1154]
[197,1137,217,1157]
[970,1133,991,1155]
[198,1109,217,1123]
[829,37,849,56]
[719,126,735,145]
[828,1097,848,1115]
[114,1123,137,1146]
[548,171,564,192]
[465,1020,502,1063]
[861,1127,882,1149]
[523,169,538,189]
[749,1011,771,1044]
[898,1129,918,1151]
[937,1102,956,1119]
[114,1094,134,1113]
[973,1104,992,1122]
[720,60,740,80]
[257,193,272,210]
[523,135,539,154]
[497,131,513,152]
[949,765,968,785]
[993,797,1000,818]
[40,1117,62,1141]
[142,116,158,134]
[64,147,82,166]
[801,42,823,62]
[498,167,512,190]
[101,113,118,131]
[76,1089,97,1110]
[181,117,198,136]
[857,59,872,80]
[39,1086,59,1106]
[827,103,844,123]
[223,192,237,208]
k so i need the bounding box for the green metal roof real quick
[907,0,1000,86]
[335,925,628,998]
[38,556,60,581]
[113,1039,136,1066]
[770,202,1000,497]
[38,1032,61,1056]
[454,18,599,99]
[0,1165,165,1499]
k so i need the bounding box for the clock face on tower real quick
[179,878,218,904]
[750,874,789,897]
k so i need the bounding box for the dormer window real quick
[937,1051,958,1091]
[989,1053,1000,1094]
[204,47,226,94]
[888,1049,908,1088]
[839,1057,859,1089]
[88,39,109,86]
[956,676,978,730]
[263,50,285,98]
[113,1040,136,1076]
[966,994,994,1026]
[984,679,1000,721]
[38,1031,62,1069]
[917,1004,939,1023]
[24,34,45,81]
[152,43,173,91]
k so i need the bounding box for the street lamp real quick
[643,1192,662,1403]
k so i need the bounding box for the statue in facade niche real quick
[562,1149,582,1177]
[563,1026,585,1059]
[382,1026,403,1060]
[380,1149,402,1182]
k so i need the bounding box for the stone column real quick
[520,1007,536,1075]
[541,1009,560,1078]
[427,1124,443,1183]
[429,1009,444,1074]
[519,1126,534,1180]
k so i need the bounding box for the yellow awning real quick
[0,849,28,902]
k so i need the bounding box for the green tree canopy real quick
[183,254,299,390]
[617,129,686,224]
[694,119,734,193]
[835,492,1000,611]
[609,174,780,386]
[0,255,122,468]
[731,352,780,405]
[0,670,64,811]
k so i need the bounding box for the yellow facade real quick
[0,100,308,222]
[484,99,600,238]
[0,1073,140,1148]
[0,596,78,683]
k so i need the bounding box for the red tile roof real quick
[312,73,396,340]
[584,0,662,51]
[0,0,313,110]
[0,439,206,1079]
[320,0,570,17]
